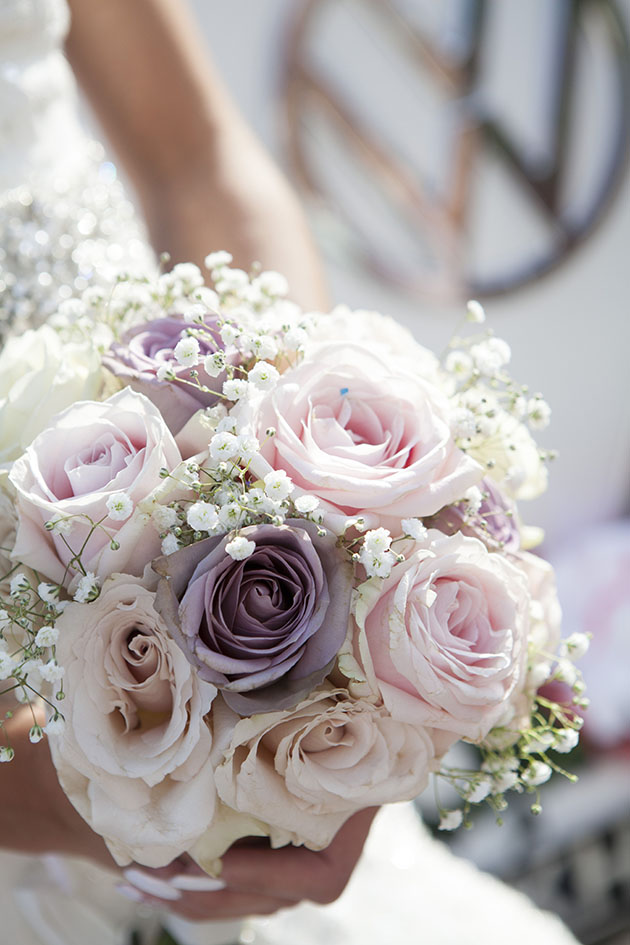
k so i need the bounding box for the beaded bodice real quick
[0,0,153,343]
[0,0,81,188]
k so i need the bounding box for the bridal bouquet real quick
[0,254,588,870]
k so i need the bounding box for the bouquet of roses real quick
[0,253,588,872]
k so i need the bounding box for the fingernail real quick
[116,883,147,903]
[122,868,182,901]
[170,874,227,892]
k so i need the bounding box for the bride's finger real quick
[117,884,296,921]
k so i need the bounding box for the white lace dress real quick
[0,0,152,343]
[0,2,581,944]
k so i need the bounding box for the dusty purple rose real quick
[153,520,353,715]
[103,315,224,434]
[427,478,520,552]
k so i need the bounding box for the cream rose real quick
[0,325,102,463]
[212,687,435,850]
[48,574,217,866]
[352,530,530,747]
[467,404,548,501]
[249,344,481,534]
[8,388,181,586]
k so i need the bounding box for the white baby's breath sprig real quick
[252,270,290,298]
[263,470,294,502]
[521,761,553,787]
[401,518,428,542]
[10,573,30,597]
[294,495,320,515]
[466,300,486,324]
[559,632,591,662]
[204,250,233,271]
[106,492,133,521]
[248,361,279,391]
[44,714,66,736]
[225,536,256,560]
[173,335,200,368]
[219,323,240,346]
[161,533,180,555]
[39,659,65,683]
[438,809,464,831]
[209,431,239,462]
[73,572,100,604]
[222,378,250,402]
[527,395,551,431]
[34,626,59,648]
[203,351,226,377]
[359,527,396,578]
[186,502,219,533]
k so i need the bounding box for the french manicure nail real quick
[169,873,227,892]
[122,868,182,901]
[116,883,147,903]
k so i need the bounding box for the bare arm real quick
[64,0,328,310]
[1,704,117,868]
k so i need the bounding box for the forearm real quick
[1,705,116,868]
[65,0,328,310]
[143,139,329,310]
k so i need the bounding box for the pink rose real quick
[352,530,530,747]
[212,688,435,850]
[8,388,181,586]
[251,344,481,533]
[48,575,217,866]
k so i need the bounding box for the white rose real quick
[48,574,217,867]
[0,325,102,463]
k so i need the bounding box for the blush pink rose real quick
[212,687,435,850]
[251,344,482,533]
[352,530,530,748]
[8,388,181,586]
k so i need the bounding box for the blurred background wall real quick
[189,2,630,941]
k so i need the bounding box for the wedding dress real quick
[0,2,581,943]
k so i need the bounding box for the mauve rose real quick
[8,388,181,586]
[351,529,530,748]
[248,344,482,534]
[154,520,353,715]
[211,687,435,850]
[103,315,224,434]
[427,478,520,552]
[48,574,217,867]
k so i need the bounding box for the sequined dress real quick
[0,3,582,944]
[0,0,152,344]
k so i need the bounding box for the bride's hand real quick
[0,704,118,868]
[120,808,378,919]
[3,705,377,917]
